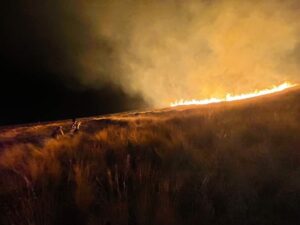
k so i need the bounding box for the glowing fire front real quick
[170,82,297,107]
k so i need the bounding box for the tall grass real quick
[1,92,300,225]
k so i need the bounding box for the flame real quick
[170,82,297,107]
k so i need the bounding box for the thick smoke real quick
[52,0,300,107]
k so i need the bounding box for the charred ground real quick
[0,87,300,225]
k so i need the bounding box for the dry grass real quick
[0,90,300,225]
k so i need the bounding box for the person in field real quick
[51,126,64,139]
[70,119,81,135]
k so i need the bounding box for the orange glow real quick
[170,82,297,107]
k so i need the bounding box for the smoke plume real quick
[27,0,300,107]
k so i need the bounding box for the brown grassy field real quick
[0,87,300,225]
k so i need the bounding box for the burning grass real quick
[170,82,297,106]
[0,89,300,225]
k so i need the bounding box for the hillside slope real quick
[0,87,300,225]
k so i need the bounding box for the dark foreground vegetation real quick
[0,88,300,225]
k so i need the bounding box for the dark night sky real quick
[0,2,146,126]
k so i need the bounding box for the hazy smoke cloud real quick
[57,0,300,106]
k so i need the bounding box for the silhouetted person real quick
[74,121,81,133]
[70,121,81,135]
[52,126,64,139]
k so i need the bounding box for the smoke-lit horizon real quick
[73,0,300,106]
